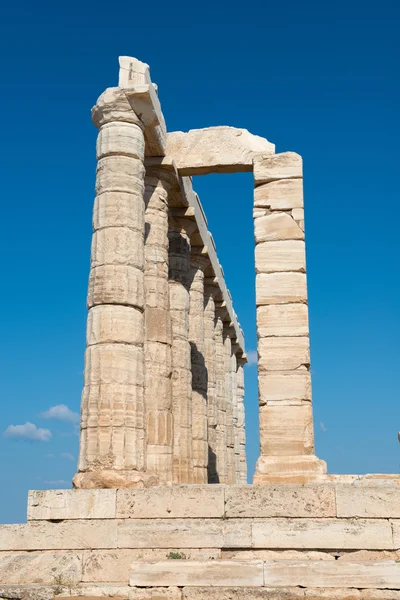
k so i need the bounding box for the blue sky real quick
[0,0,399,523]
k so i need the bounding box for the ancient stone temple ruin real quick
[1,56,400,597]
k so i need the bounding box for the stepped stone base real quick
[2,480,400,597]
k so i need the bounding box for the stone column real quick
[204,286,218,483]
[252,152,327,483]
[214,312,228,483]
[74,88,148,489]
[231,345,240,483]
[143,167,175,483]
[236,356,247,483]
[168,216,195,484]
[189,251,209,484]
[223,329,236,484]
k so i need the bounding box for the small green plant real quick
[166,551,186,559]
[53,573,73,595]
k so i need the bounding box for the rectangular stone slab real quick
[83,549,222,582]
[130,560,264,587]
[0,551,83,585]
[0,521,117,551]
[27,489,116,520]
[225,485,336,518]
[263,559,400,588]
[116,486,224,518]
[336,485,400,518]
[117,519,251,549]
[183,588,305,600]
[252,518,393,550]
[253,152,303,185]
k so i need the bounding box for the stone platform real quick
[1,479,400,598]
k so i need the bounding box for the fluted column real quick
[252,152,327,483]
[189,252,209,484]
[204,287,218,483]
[236,356,247,483]
[231,344,240,483]
[223,329,235,483]
[214,313,227,483]
[143,167,175,483]
[74,88,147,489]
[168,216,195,483]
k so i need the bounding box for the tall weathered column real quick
[189,251,209,484]
[168,216,195,483]
[231,344,240,483]
[252,152,327,483]
[74,88,148,489]
[223,329,236,483]
[143,167,175,483]
[204,287,218,482]
[236,356,247,483]
[214,312,228,483]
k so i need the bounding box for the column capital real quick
[222,321,237,340]
[168,214,198,238]
[145,165,180,194]
[92,87,142,128]
[236,354,248,367]
[190,247,210,271]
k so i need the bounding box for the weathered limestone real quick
[27,489,116,520]
[130,560,264,587]
[253,151,303,185]
[336,486,400,518]
[74,88,148,489]
[236,357,247,483]
[223,330,235,484]
[263,560,400,588]
[0,521,118,550]
[257,304,309,337]
[204,287,218,483]
[166,127,274,175]
[0,552,83,585]
[224,485,336,518]
[214,314,228,483]
[255,240,306,273]
[230,346,240,483]
[144,167,175,483]
[116,486,224,518]
[253,152,326,484]
[168,216,195,484]
[6,483,400,590]
[118,56,167,156]
[29,483,400,521]
[189,251,209,484]
[71,58,247,491]
[117,518,252,548]
[252,518,393,550]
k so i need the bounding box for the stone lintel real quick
[166,127,275,175]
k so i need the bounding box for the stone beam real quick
[118,56,166,157]
[166,127,275,175]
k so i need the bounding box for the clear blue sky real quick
[0,0,399,524]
